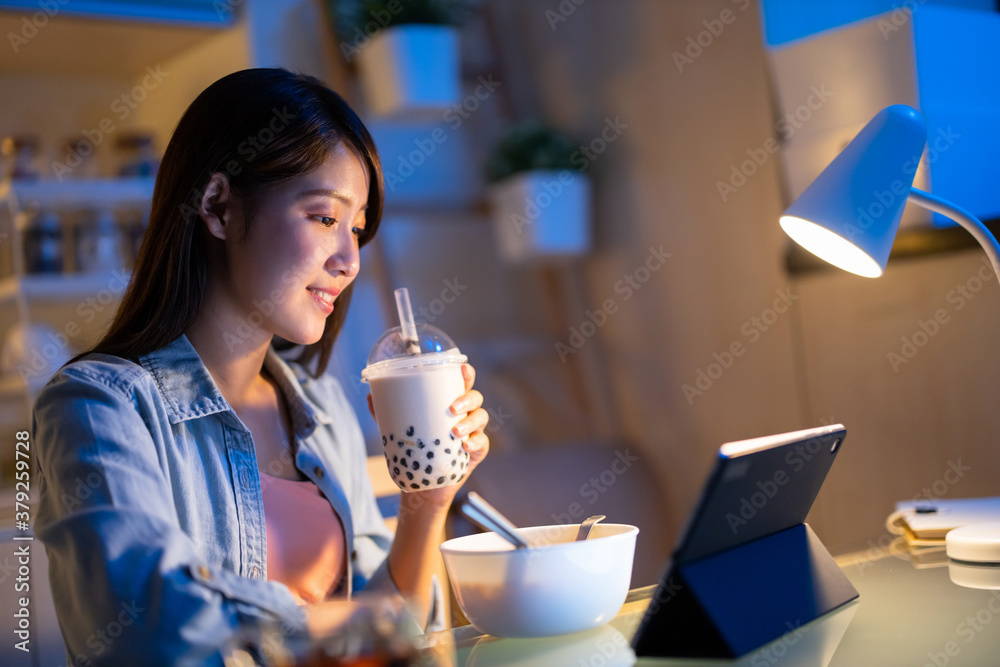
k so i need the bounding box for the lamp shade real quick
[779,105,928,277]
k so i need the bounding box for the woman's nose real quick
[325,234,360,278]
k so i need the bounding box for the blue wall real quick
[761,0,997,46]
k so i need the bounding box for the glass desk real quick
[434,545,1000,666]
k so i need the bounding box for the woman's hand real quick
[426,362,489,503]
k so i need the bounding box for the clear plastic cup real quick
[361,323,471,491]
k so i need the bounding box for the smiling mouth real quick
[308,288,336,305]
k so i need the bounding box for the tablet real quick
[631,423,853,658]
[675,424,846,563]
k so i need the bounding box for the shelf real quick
[0,7,233,77]
[20,270,130,302]
[0,1,236,26]
[12,177,155,209]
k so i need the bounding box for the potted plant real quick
[485,121,592,263]
[328,0,470,119]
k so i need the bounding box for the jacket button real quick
[314,466,324,478]
[197,565,211,580]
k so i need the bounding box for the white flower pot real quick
[488,170,592,263]
[356,25,460,119]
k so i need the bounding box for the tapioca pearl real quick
[427,452,434,459]
[406,472,414,480]
[407,426,415,437]
[450,474,456,480]
[400,458,408,468]
[412,461,419,471]
[444,448,451,454]
[406,449,413,458]
[397,440,404,447]
[434,439,440,445]
[424,465,433,474]
[422,479,430,486]
[392,455,398,462]
[450,459,457,468]
[436,476,445,485]
[417,439,425,448]
[393,467,400,476]
[389,434,394,441]
[382,435,387,445]
[410,483,419,489]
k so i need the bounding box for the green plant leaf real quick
[328,0,471,43]
[485,121,580,183]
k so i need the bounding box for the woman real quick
[32,68,489,664]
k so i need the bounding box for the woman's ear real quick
[199,173,233,241]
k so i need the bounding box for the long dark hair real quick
[80,68,383,378]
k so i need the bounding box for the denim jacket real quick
[33,334,399,665]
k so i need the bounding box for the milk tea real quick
[369,364,470,491]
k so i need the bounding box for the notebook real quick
[888,496,1000,544]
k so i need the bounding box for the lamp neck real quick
[907,188,1000,285]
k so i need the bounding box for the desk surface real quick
[438,547,1000,666]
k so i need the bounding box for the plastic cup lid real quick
[361,323,466,381]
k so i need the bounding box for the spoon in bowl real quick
[575,515,606,541]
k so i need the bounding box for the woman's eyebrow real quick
[296,188,354,204]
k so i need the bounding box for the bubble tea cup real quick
[361,289,471,492]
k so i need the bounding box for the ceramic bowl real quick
[440,523,638,638]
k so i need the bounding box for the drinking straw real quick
[394,287,421,355]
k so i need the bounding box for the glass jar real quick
[72,207,123,273]
[23,206,64,274]
[2,134,42,181]
[58,136,99,180]
[115,132,159,178]
[223,598,435,667]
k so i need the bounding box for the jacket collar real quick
[140,334,332,436]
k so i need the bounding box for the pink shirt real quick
[260,471,347,604]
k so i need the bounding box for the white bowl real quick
[440,523,639,638]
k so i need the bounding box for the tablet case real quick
[631,425,858,659]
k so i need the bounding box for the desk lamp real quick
[778,104,1000,573]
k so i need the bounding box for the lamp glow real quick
[779,215,882,278]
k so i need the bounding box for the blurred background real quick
[2,0,999,603]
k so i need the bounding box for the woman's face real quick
[220,142,370,347]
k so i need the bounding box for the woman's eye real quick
[313,215,337,228]
[352,226,367,238]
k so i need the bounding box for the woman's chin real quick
[277,328,325,348]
